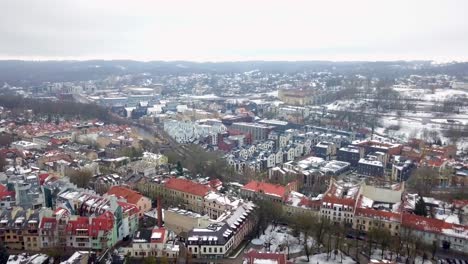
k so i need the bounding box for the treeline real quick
[0,93,127,124]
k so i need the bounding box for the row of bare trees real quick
[255,200,436,263]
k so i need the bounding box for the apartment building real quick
[163,178,212,213]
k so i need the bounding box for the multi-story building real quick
[278,87,318,106]
[313,141,337,160]
[164,208,212,235]
[402,213,468,253]
[0,208,40,251]
[240,180,297,203]
[320,179,360,226]
[353,183,404,236]
[56,190,139,244]
[163,178,212,213]
[357,154,385,177]
[337,146,364,166]
[120,228,179,259]
[352,140,402,157]
[391,158,414,182]
[106,186,152,218]
[186,201,256,259]
[230,122,273,142]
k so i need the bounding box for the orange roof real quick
[164,178,211,197]
[242,181,287,199]
[322,196,356,207]
[355,207,401,222]
[107,186,145,205]
[244,250,289,264]
[401,213,468,237]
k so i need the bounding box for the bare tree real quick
[68,169,93,188]
[407,167,438,196]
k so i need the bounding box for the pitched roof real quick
[90,211,114,236]
[150,228,166,244]
[244,250,289,264]
[0,184,15,200]
[66,217,89,233]
[39,217,57,230]
[106,186,145,205]
[402,213,468,239]
[355,207,401,222]
[117,201,139,215]
[242,181,287,199]
[164,178,211,197]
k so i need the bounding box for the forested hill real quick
[1,60,467,86]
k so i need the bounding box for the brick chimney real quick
[157,196,163,228]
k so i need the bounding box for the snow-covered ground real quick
[394,87,468,102]
[378,115,468,152]
[293,251,356,264]
[255,224,315,254]
[370,249,399,262]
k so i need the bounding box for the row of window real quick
[133,251,173,257]
[322,206,353,212]
[190,245,224,254]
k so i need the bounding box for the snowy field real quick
[293,251,356,264]
[377,115,468,153]
[254,224,315,254]
[321,86,468,154]
[393,87,468,102]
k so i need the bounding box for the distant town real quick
[0,60,467,264]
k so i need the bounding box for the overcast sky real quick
[0,0,467,61]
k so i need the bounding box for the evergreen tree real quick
[0,243,9,264]
[414,196,428,216]
[176,161,183,176]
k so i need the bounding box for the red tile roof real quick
[164,178,211,197]
[150,228,166,244]
[39,217,57,230]
[299,197,321,209]
[355,207,401,222]
[90,212,114,236]
[209,179,223,189]
[39,173,49,185]
[107,186,145,205]
[66,213,114,236]
[117,201,139,215]
[401,213,468,238]
[244,250,289,264]
[242,181,287,199]
[322,196,356,207]
[66,217,89,234]
[0,184,14,200]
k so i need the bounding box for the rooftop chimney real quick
[157,196,163,228]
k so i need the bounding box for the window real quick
[209,248,212,253]
[203,247,206,253]
[194,247,197,253]
[214,248,217,253]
